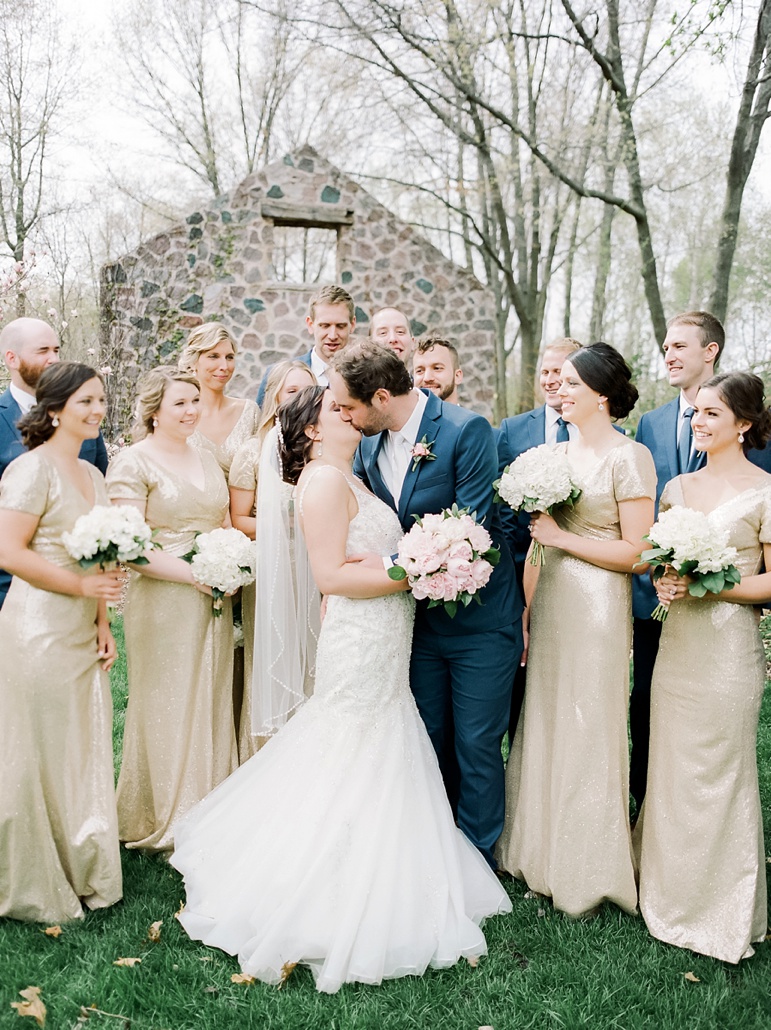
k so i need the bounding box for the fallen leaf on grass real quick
[230,973,255,985]
[683,971,700,983]
[10,986,46,1027]
[43,926,62,938]
[277,961,298,989]
[78,1005,131,1024]
[536,908,546,918]
[466,955,480,968]
[113,958,142,968]
[202,986,218,995]
[147,920,163,943]
[174,900,185,920]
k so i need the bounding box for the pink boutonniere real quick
[410,435,437,472]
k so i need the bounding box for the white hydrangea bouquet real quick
[637,505,741,621]
[185,527,256,617]
[387,504,500,618]
[494,444,582,565]
[63,504,156,570]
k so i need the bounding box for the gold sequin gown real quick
[0,451,121,922]
[636,478,770,963]
[106,446,237,852]
[496,442,656,916]
[190,399,260,478]
[228,434,264,762]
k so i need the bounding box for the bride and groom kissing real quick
[171,339,524,992]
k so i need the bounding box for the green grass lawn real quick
[2,620,770,1030]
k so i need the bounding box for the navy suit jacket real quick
[354,390,523,636]
[633,395,771,618]
[256,349,313,408]
[0,387,108,606]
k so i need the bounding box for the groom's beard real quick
[354,408,391,436]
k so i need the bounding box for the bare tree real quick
[709,0,771,321]
[0,0,75,314]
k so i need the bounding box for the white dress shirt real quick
[310,349,329,389]
[544,404,577,446]
[9,383,35,415]
[377,389,428,506]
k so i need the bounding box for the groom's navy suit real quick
[354,391,524,867]
[631,396,771,806]
[0,387,108,608]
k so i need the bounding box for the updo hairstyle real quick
[18,362,103,450]
[276,385,326,486]
[700,372,771,453]
[132,366,200,440]
[569,342,639,420]
[178,322,236,374]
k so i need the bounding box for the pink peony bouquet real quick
[387,504,500,617]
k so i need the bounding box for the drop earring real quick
[51,416,59,427]
[152,418,159,428]
[739,432,745,444]
[598,403,605,412]
[317,441,324,458]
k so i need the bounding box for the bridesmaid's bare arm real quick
[0,509,123,602]
[529,495,654,574]
[229,486,256,538]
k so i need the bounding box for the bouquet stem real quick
[650,601,670,622]
[529,542,546,566]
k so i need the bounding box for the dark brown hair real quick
[415,332,460,370]
[18,362,103,449]
[277,385,326,485]
[700,372,771,453]
[569,342,638,420]
[333,339,413,402]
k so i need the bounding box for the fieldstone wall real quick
[101,146,498,432]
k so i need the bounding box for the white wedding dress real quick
[170,470,511,993]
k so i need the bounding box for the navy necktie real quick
[678,407,694,473]
[555,417,569,444]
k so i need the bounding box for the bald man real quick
[370,307,415,365]
[0,317,108,607]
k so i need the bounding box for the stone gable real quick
[101,146,498,430]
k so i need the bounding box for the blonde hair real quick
[133,366,200,440]
[543,337,582,358]
[178,322,236,373]
[258,360,316,445]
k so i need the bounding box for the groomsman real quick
[256,285,355,406]
[496,338,582,740]
[330,341,523,869]
[370,307,414,365]
[0,317,108,608]
[412,333,464,405]
[631,310,771,811]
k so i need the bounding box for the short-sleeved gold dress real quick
[636,478,770,962]
[190,399,260,479]
[496,441,656,916]
[0,450,122,922]
[228,434,265,762]
[106,445,237,852]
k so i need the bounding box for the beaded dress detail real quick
[171,467,511,993]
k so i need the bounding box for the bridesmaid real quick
[230,360,316,762]
[179,322,260,478]
[106,367,237,853]
[637,372,771,963]
[496,343,655,917]
[0,362,123,922]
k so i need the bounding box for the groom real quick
[330,341,523,868]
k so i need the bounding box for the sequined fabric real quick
[190,399,260,478]
[106,446,237,852]
[496,442,656,916]
[171,470,511,993]
[636,479,770,962]
[0,451,122,922]
[228,435,264,762]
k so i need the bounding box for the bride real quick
[170,384,511,993]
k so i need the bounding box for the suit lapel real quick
[0,389,21,431]
[530,405,546,447]
[398,392,441,523]
[364,434,395,511]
